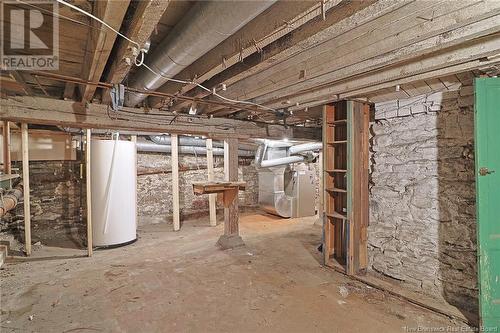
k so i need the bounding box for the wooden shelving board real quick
[322,100,370,276]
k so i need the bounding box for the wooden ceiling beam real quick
[210,0,500,113]
[104,0,171,87]
[0,96,320,140]
[147,0,343,109]
[79,0,130,103]
[263,33,500,112]
[163,0,385,113]
[10,71,34,96]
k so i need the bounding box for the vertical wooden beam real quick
[80,0,130,102]
[21,123,31,256]
[206,138,217,226]
[358,103,370,273]
[223,140,230,181]
[171,134,180,231]
[86,129,93,257]
[346,101,370,275]
[2,121,11,174]
[130,135,137,229]
[218,138,244,249]
[318,151,324,221]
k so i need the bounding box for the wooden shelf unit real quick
[322,100,370,276]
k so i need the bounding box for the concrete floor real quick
[1,212,468,332]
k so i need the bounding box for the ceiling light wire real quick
[55,0,278,114]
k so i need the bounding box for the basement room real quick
[1,0,499,331]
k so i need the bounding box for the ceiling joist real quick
[105,0,171,86]
[79,0,130,102]
[0,96,320,140]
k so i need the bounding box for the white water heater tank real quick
[91,138,137,247]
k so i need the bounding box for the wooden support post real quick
[21,123,31,256]
[346,101,370,275]
[318,151,324,223]
[2,121,11,174]
[206,139,217,226]
[218,138,244,249]
[171,134,180,231]
[223,140,230,181]
[131,134,137,228]
[86,129,93,257]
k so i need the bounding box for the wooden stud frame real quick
[21,123,31,256]
[86,129,93,257]
[206,139,217,227]
[3,121,11,174]
[172,134,180,231]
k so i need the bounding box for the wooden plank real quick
[346,101,370,275]
[334,102,347,264]
[224,1,500,107]
[63,83,76,101]
[11,71,34,96]
[224,138,239,236]
[150,0,348,109]
[206,138,217,227]
[80,0,130,102]
[2,121,11,174]
[21,123,31,256]
[86,129,93,257]
[318,151,324,221]
[171,0,386,112]
[0,96,320,140]
[104,0,171,102]
[284,34,500,111]
[359,103,370,272]
[171,134,180,231]
[223,140,230,181]
[192,182,246,194]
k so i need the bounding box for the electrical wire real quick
[55,0,278,114]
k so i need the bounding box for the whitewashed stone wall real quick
[137,153,258,224]
[369,83,477,314]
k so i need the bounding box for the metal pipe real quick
[125,0,276,107]
[136,141,254,157]
[288,142,322,155]
[150,135,224,148]
[0,184,23,218]
[254,139,322,168]
[260,155,305,168]
[149,135,256,151]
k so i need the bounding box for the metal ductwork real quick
[255,139,321,218]
[125,0,276,107]
[254,139,321,169]
[136,141,254,157]
[0,183,23,218]
[150,135,224,148]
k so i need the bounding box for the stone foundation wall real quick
[1,160,85,245]
[0,153,260,234]
[137,153,258,224]
[368,83,477,314]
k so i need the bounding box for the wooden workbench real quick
[192,180,246,249]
